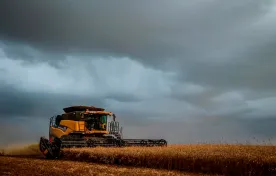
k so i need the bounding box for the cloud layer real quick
[1,0,276,145]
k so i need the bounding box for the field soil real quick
[1,144,276,176]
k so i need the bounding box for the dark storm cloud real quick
[1,0,276,94]
[0,40,68,68]
[179,40,276,92]
[0,1,274,65]
[0,82,144,119]
[0,86,103,118]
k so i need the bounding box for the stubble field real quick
[1,143,276,176]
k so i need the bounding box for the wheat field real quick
[1,156,210,176]
[1,143,276,175]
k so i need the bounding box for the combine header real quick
[39,106,167,159]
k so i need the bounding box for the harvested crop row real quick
[1,156,208,176]
[62,144,276,175]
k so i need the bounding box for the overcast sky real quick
[1,0,276,146]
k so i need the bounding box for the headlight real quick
[58,125,67,132]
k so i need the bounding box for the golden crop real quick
[1,144,276,175]
[1,156,202,176]
[62,144,276,175]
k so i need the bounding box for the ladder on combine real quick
[108,121,123,139]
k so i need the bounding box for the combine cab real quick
[39,106,167,159]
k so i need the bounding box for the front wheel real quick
[116,139,125,147]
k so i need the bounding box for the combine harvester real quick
[39,106,167,159]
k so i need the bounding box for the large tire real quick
[117,139,125,147]
[45,152,54,160]
[86,139,95,147]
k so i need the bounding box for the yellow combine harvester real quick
[39,106,167,159]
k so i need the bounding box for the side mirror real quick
[112,114,116,121]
